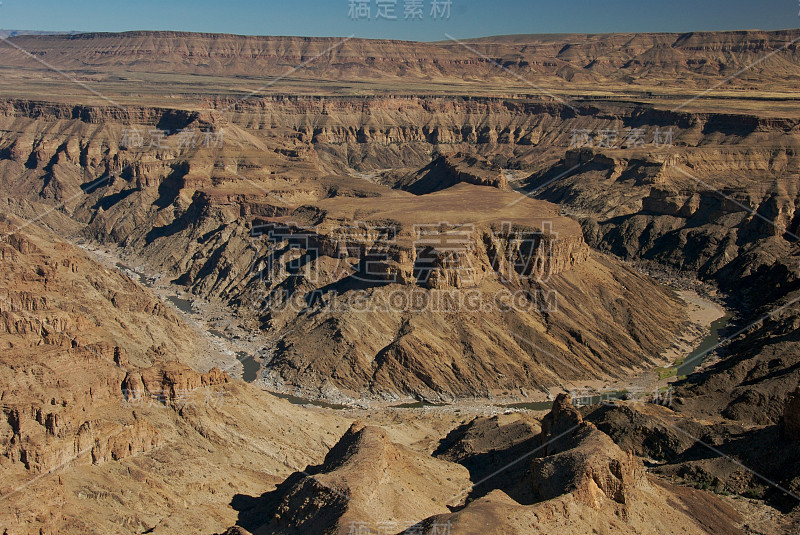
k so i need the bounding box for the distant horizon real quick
[3,26,800,43]
[1,0,798,42]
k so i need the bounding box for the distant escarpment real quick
[2,29,799,93]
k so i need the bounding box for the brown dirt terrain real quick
[1,28,800,535]
[222,395,759,535]
[0,214,351,534]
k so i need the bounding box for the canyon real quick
[0,28,799,534]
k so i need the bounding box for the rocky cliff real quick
[0,95,699,400]
[0,215,349,534]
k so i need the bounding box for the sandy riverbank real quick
[663,290,728,363]
[561,289,729,401]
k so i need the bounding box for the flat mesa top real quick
[308,183,581,236]
[0,29,799,115]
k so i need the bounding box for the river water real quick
[677,312,733,377]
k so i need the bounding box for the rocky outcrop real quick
[532,394,638,506]
[401,153,509,194]
[539,393,585,453]
[584,402,700,462]
[123,363,230,401]
[250,199,587,291]
[530,425,638,506]
[229,421,470,535]
[404,395,745,535]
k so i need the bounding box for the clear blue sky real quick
[0,0,798,41]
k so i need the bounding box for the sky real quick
[0,0,798,41]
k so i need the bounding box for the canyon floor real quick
[1,29,800,534]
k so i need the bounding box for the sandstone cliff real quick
[0,216,349,534]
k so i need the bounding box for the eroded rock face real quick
[230,421,470,535]
[87,419,163,464]
[249,202,588,292]
[405,396,746,535]
[0,216,348,534]
[400,153,509,195]
[123,363,229,403]
[0,218,228,476]
[0,93,738,400]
